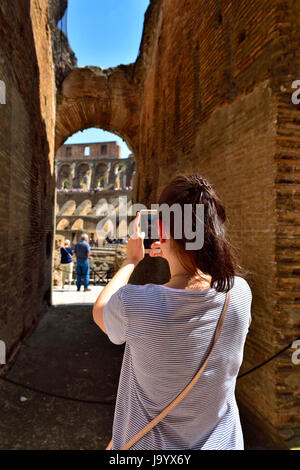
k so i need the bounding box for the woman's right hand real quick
[149,241,164,258]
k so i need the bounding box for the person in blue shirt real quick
[75,233,91,292]
[60,240,73,289]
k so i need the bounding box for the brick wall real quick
[0,0,56,364]
[1,0,297,449]
[56,141,121,160]
[133,0,300,447]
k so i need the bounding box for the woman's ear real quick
[158,218,167,243]
[158,218,164,243]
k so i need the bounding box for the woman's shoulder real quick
[231,276,252,327]
[117,283,167,303]
[119,276,252,300]
[233,276,252,297]
[119,283,160,296]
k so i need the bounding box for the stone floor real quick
[52,284,104,306]
[0,292,279,450]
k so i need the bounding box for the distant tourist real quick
[60,240,73,289]
[75,233,91,292]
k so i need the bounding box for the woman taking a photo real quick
[93,174,252,450]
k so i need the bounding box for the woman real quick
[93,174,252,450]
[60,239,73,289]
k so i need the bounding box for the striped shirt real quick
[102,275,252,450]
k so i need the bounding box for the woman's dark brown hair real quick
[158,174,246,293]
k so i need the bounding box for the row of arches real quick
[57,218,84,231]
[57,197,131,218]
[56,158,135,191]
[57,217,129,239]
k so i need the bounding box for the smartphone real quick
[139,209,160,254]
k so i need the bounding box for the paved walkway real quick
[0,297,278,450]
[52,285,103,306]
[0,303,123,450]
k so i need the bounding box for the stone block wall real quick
[0,0,56,365]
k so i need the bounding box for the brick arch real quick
[57,163,71,189]
[90,198,108,216]
[58,200,76,216]
[71,218,84,231]
[57,218,70,231]
[94,162,109,189]
[55,66,140,155]
[74,200,92,216]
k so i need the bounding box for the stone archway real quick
[71,218,84,231]
[74,200,92,216]
[57,218,70,231]
[94,162,109,189]
[57,163,71,189]
[58,200,76,216]
[55,66,140,162]
[75,163,91,190]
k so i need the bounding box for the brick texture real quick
[0,0,56,363]
[132,0,300,447]
[0,0,299,449]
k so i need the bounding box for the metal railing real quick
[57,263,115,286]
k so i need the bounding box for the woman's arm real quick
[92,213,145,334]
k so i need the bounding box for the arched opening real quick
[75,163,91,191]
[53,127,137,301]
[90,198,108,216]
[94,163,109,189]
[57,164,71,190]
[71,218,84,231]
[113,161,129,190]
[74,200,92,216]
[57,218,70,231]
[58,200,76,216]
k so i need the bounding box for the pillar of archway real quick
[70,162,76,189]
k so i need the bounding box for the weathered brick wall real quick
[0,0,56,364]
[272,2,300,444]
[56,141,121,160]
[133,0,300,447]
[55,66,140,155]
[3,0,295,448]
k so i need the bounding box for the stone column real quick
[55,164,59,187]
[88,162,95,190]
[70,161,76,189]
[104,162,111,187]
[108,160,118,187]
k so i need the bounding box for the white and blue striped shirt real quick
[102,275,252,450]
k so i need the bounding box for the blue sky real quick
[64,0,150,157]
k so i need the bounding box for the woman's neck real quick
[166,265,212,291]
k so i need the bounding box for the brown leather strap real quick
[106,290,231,451]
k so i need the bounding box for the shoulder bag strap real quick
[106,289,231,451]
[62,246,71,255]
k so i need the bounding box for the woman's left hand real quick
[126,212,145,266]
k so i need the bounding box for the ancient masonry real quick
[55,141,135,243]
[0,0,299,448]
